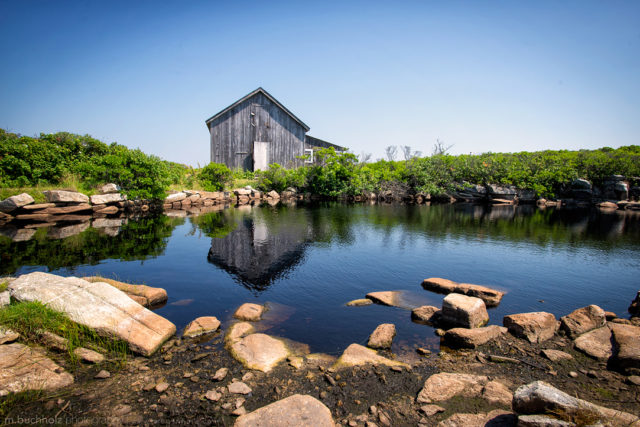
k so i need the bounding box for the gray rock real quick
[367,324,396,349]
[234,394,334,427]
[99,183,120,194]
[512,381,639,425]
[0,291,9,308]
[43,190,89,203]
[90,193,124,205]
[9,272,176,356]
[0,193,34,213]
[571,178,592,190]
[560,305,606,338]
[487,184,518,200]
[165,192,187,203]
[441,293,489,328]
[0,343,74,396]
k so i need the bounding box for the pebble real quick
[232,407,247,416]
[213,367,228,381]
[228,381,252,395]
[94,370,111,379]
[155,382,169,393]
[416,347,431,356]
[242,372,254,382]
[626,375,640,386]
[143,382,156,391]
[190,376,200,383]
[569,371,579,378]
[390,366,402,372]
[183,372,194,378]
[205,390,222,401]
[369,405,378,416]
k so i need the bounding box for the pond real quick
[2,202,639,356]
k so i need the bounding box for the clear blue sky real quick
[1,0,639,166]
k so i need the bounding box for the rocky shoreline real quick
[1,273,639,426]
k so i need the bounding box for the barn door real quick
[253,141,268,171]
[250,104,271,171]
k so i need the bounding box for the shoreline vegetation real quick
[2,129,639,204]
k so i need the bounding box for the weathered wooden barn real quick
[205,87,344,171]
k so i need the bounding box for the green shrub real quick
[198,162,232,191]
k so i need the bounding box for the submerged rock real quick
[346,298,373,307]
[512,381,639,425]
[183,316,220,338]
[367,324,396,349]
[226,322,254,342]
[0,343,74,396]
[503,312,557,343]
[235,394,334,427]
[9,272,176,356]
[229,333,289,373]
[559,304,606,339]
[440,293,489,328]
[443,325,507,348]
[422,277,504,307]
[365,291,403,307]
[333,343,409,370]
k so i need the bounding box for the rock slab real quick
[9,272,176,356]
[573,326,613,361]
[83,276,168,306]
[610,323,640,375]
[43,190,89,203]
[513,380,639,425]
[441,293,489,328]
[443,325,507,348]
[235,394,333,427]
[503,312,557,343]
[90,193,124,205]
[333,343,409,370]
[560,305,606,338]
[229,333,289,372]
[0,343,74,396]
[422,277,504,307]
[367,324,396,349]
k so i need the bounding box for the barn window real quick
[304,149,314,163]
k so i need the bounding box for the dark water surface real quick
[2,203,639,355]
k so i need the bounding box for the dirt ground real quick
[3,326,639,427]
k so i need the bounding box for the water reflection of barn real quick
[207,209,312,291]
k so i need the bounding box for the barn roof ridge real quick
[204,87,311,132]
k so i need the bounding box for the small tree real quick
[432,139,453,156]
[385,145,398,161]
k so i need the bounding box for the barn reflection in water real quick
[207,206,313,291]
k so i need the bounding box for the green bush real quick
[198,162,232,191]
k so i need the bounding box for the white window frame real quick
[304,148,314,163]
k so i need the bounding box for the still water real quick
[2,203,639,355]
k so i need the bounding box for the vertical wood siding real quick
[208,93,306,170]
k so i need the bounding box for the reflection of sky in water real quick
[2,203,640,354]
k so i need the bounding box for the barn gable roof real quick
[204,87,310,132]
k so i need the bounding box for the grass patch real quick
[0,301,130,368]
[0,281,7,292]
[593,387,615,400]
